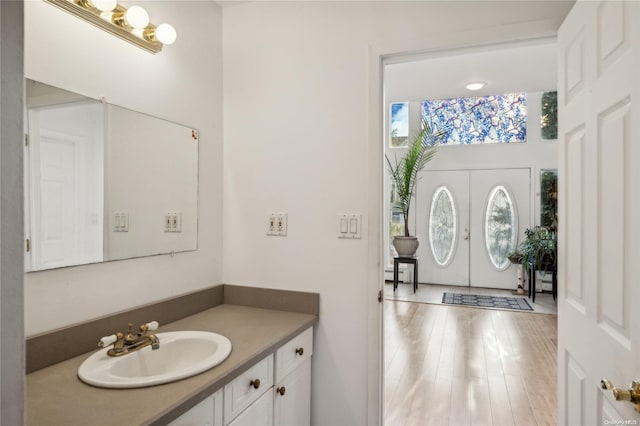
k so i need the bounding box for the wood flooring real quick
[384,300,557,426]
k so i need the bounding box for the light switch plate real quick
[338,214,361,239]
[113,212,129,232]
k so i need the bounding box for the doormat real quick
[442,292,533,311]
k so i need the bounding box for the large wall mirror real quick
[25,79,199,272]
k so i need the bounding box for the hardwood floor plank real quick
[504,374,536,426]
[469,377,493,426]
[449,377,471,426]
[487,376,516,426]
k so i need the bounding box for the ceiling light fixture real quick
[44,0,177,54]
[465,81,486,91]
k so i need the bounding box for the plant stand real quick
[393,256,418,293]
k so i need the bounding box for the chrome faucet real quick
[98,321,160,357]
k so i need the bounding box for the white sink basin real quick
[78,331,232,388]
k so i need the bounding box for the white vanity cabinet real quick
[168,328,313,426]
[169,388,223,426]
[273,327,313,426]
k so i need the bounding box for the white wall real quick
[222,2,572,425]
[24,0,223,336]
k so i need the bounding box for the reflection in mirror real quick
[25,79,198,272]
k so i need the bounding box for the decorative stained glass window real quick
[429,186,457,266]
[484,185,517,270]
[422,93,527,145]
[390,102,409,147]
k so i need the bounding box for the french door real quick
[415,168,530,289]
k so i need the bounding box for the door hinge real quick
[378,290,383,303]
[26,238,30,252]
[25,134,29,147]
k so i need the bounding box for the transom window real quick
[422,93,527,145]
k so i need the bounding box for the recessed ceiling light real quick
[465,81,486,91]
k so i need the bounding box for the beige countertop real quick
[26,304,317,426]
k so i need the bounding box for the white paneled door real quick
[558,1,640,424]
[416,168,529,290]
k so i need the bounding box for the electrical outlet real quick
[165,212,182,232]
[276,213,287,236]
[267,213,287,236]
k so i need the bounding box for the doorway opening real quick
[381,38,559,425]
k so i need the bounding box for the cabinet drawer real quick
[275,327,313,382]
[224,354,273,425]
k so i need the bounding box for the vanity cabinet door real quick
[273,327,313,426]
[227,387,274,426]
[169,388,223,426]
[273,357,311,426]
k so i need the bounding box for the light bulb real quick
[465,81,486,91]
[90,0,116,12]
[155,23,177,45]
[125,5,149,29]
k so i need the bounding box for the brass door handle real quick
[295,347,304,356]
[601,378,640,412]
[276,386,286,396]
[249,379,260,389]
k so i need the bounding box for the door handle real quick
[463,228,470,240]
[600,379,640,412]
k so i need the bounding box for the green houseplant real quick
[509,226,556,292]
[518,226,556,269]
[386,118,441,256]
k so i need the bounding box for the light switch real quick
[340,218,349,233]
[349,218,358,234]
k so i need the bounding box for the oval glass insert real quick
[484,185,517,270]
[428,186,457,266]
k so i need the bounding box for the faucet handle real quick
[98,334,118,347]
[138,321,159,334]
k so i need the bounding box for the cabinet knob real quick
[277,386,286,396]
[295,347,304,356]
[249,379,260,389]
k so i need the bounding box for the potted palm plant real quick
[386,118,441,257]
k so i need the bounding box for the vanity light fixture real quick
[44,0,177,54]
[465,81,486,91]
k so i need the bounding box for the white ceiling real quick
[385,39,558,103]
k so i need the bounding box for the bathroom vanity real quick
[25,285,318,425]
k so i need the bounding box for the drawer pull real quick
[277,386,286,396]
[295,347,304,356]
[249,379,261,389]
